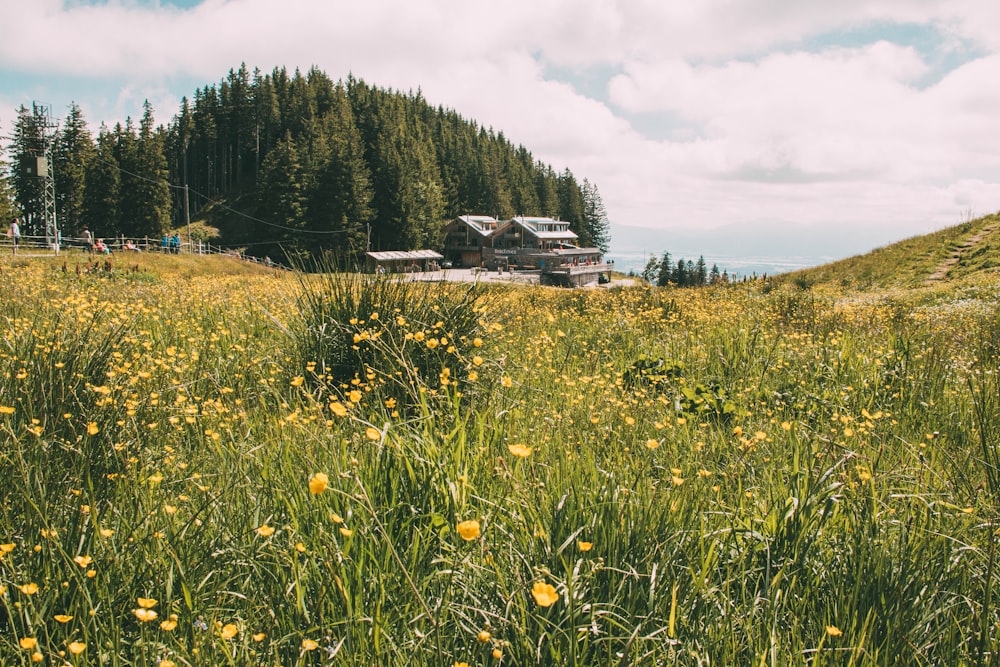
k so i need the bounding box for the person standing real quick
[82,227,94,253]
[7,218,20,255]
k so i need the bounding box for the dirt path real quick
[924,221,1000,284]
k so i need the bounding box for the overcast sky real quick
[2,0,999,261]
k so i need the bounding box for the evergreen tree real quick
[641,255,661,284]
[53,103,95,236]
[8,104,48,235]
[709,263,721,284]
[557,168,585,240]
[0,157,20,225]
[308,84,373,254]
[695,256,707,286]
[675,258,688,286]
[581,178,610,251]
[657,251,672,286]
[82,126,120,239]
[256,131,308,257]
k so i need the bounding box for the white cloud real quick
[0,0,998,255]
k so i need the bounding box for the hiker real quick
[82,227,94,253]
[7,218,20,254]
[169,234,181,254]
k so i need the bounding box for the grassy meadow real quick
[1,247,999,666]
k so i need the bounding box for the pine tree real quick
[581,178,611,252]
[54,103,95,236]
[308,83,373,255]
[256,130,308,257]
[695,256,707,286]
[657,251,672,286]
[0,157,20,225]
[82,125,120,239]
[8,104,48,235]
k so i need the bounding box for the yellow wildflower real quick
[531,581,559,607]
[309,472,329,495]
[457,519,481,541]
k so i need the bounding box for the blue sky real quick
[2,0,999,264]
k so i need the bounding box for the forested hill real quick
[7,64,610,262]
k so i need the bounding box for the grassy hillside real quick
[778,211,1000,289]
[1,254,999,665]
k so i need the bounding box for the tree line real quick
[4,64,610,262]
[641,251,730,287]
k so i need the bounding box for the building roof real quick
[366,250,444,262]
[550,247,603,256]
[452,215,499,237]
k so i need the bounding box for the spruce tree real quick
[657,251,673,286]
[54,103,95,236]
[9,104,48,234]
[81,125,120,239]
[581,178,611,252]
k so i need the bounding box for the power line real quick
[108,159,366,236]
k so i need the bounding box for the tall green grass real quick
[0,255,998,665]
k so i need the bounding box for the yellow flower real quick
[455,663,470,667]
[457,519,481,541]
[339,527,354,538]
[159,661,176,667]
[0,542,15,554]
[0,405,15,414]
[477,630,491,643]
[348,390,363,403]
[301,638,319,651]
[295,542,307,553]
[309,472,329,495]
[645,438,660,450]
[54,615,74,624]
[826,625,843,637]
[500,375,513,388]
[99,528,114,538]
[507,443,532,458]
[68,641,86,655]
[330,402,347,417]
[134,608,159,622]
[74,555,93,568]
[256,525,275,537]
[87,422,99,435]
[253,632,266,642]
[671,476,685,486]
[20,637,37,650]
[220,623,238,639]
[472,356,483,366]
[365,427,381,441]
[160,619,178,631]
[473,338,483,347]
[532,581,559,607]
[137,597,158,608]
[492,647,503,659]
[577,540,593,552]
[31,651,43,663]
[19,583,39,595]
[290,376,304,387]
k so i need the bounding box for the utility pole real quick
[183,140,191,252]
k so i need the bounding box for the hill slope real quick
[779,211,1000,289]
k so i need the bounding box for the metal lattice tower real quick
[38,105,60,251]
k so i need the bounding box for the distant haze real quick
[606,221,922,277]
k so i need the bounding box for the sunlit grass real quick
[0,252,998,665]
